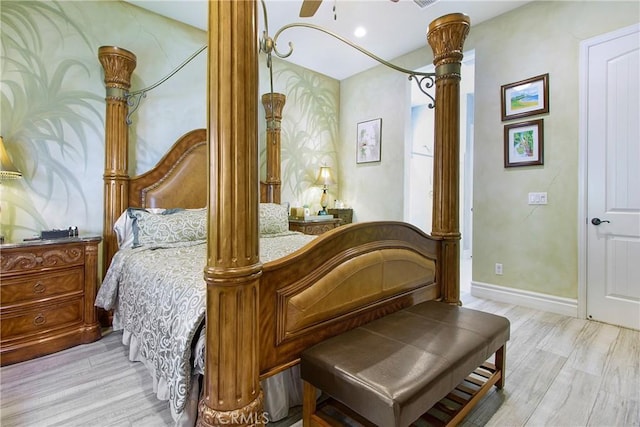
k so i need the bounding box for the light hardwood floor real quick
[1,291,638,426]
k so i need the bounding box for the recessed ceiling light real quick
[354,26,366,38]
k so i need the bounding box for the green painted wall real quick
[264,60,340,212]
[0,0,338,244]
[0,0,207,243]
[469,1,638,299]
[340,1,639,299]
[340,65,409,222]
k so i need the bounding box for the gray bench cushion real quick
[300,300,510,426]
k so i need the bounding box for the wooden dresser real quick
[0,236,102,366]
[289,218,342,235]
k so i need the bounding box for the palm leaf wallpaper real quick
[1,1,102,240]
[0,0,339,243]
[271,62,339,209]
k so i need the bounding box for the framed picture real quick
[356,118,382,164]
[504,119,544,168]
[501,73,549,121]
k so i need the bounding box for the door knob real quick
[591,218,610,226]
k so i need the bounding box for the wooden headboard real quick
[128,129,207,210]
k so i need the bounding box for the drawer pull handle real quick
[33,282,46,293]
[33,314,46,326]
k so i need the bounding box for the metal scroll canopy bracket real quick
[258,1,436,107]
[259,0,278,98]
[123,0,437,125]
[125,45,207,125]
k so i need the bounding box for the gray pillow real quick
[128,208,206,247]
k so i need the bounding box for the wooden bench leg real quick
[443,344,507,426]
[303,380,317,426]
[495,343,506,389]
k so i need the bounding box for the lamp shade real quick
[0,136,22,179]
[314,166,335,187]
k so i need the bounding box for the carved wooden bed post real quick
[198,1,263,426]
[261,93,286,204]
[98,46,137,277]
[427,14,470,305]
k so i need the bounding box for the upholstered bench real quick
[300,300,510,426]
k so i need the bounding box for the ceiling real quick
[125,0,531,80]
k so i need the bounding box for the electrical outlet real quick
[528,192,548,205]
[495,263,503,275]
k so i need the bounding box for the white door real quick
[583,24,640,330]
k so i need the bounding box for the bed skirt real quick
[119,328,303,425]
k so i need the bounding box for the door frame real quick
[577,23,640,321]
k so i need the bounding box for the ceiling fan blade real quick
[300,0,322,17]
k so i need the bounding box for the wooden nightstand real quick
[289,218,342,235]
[0,236,102,366]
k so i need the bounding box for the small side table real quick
[289,218,342,235]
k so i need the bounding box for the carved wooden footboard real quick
[259,222,442,377]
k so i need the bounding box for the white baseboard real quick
[470,281,578,318]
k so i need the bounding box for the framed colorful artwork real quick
[356,118,382,164]
[504,119,544,167]
[501,73,549,121]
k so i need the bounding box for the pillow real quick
[127,208,207,248]
[259,203,289,235]
[114,207,165,249]
[115,204,288,247]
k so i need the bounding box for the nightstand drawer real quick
[289,219,341,235]
[0,267,84,306]
[0,243,85,275]
[327,208,353,225]
[297,222,335,235]
[1,297,84,341]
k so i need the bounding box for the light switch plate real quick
[528,192,548,205]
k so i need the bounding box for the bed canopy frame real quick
[98,2,469,424]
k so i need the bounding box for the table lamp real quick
[315,165,335,215]
[0,136,22,179]
[0,136,22,244]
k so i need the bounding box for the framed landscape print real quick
[356,118,382,164]
[501,73,549,121]
[504,119,544,167]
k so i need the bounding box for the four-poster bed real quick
[97,2,471,425]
